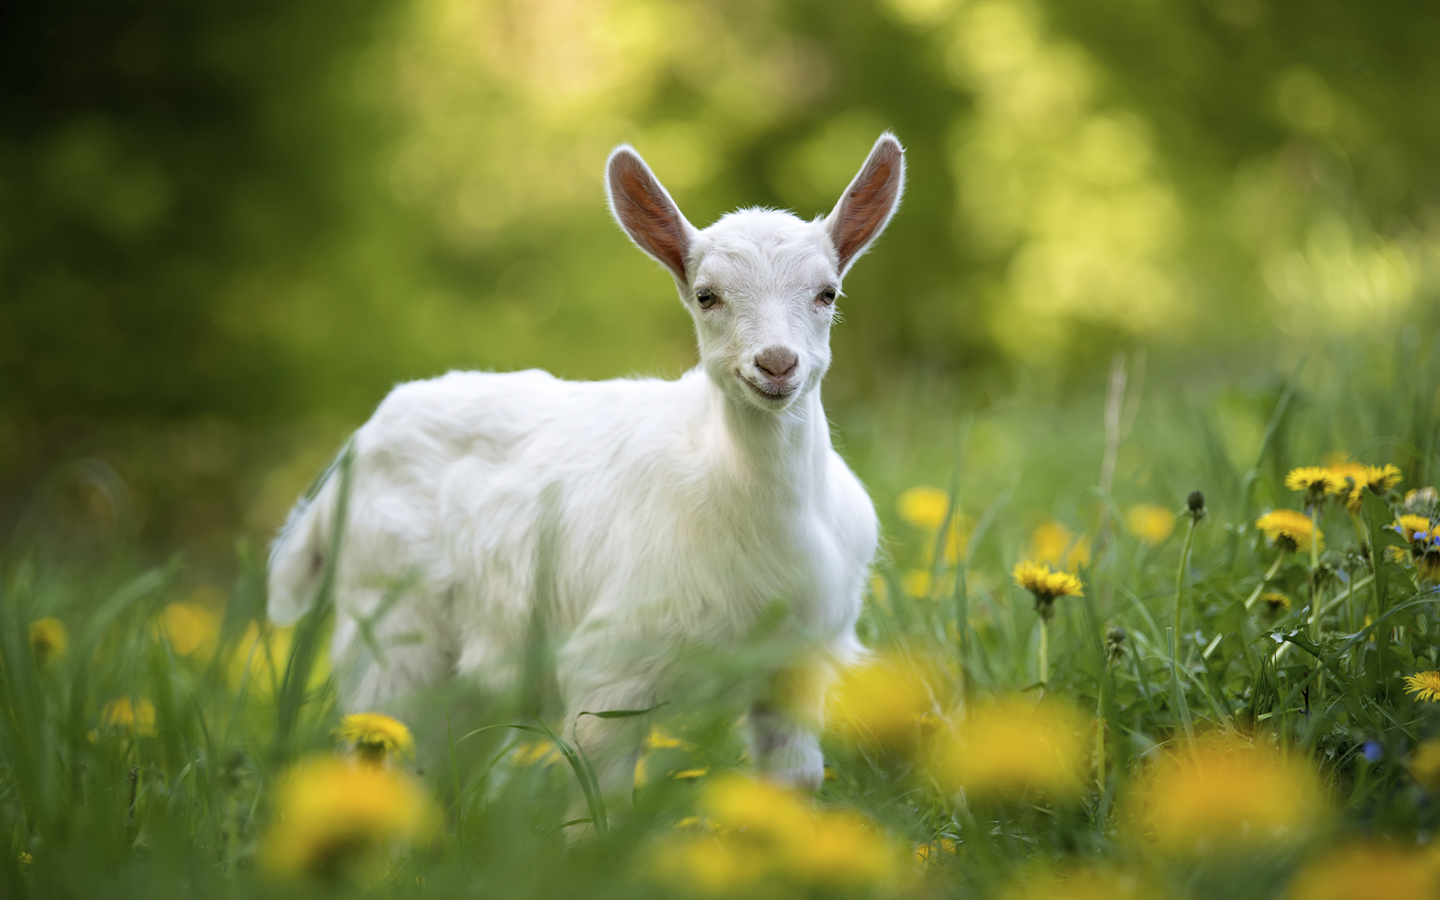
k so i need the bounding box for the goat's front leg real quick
[559,667,656,826]
[749,663,828,791]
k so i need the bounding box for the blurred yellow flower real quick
[335,712,415,764]
[997,866,1170,900]
[1286,466,1342,502]
[1125,504,1175,545]
[100,697,156,737]
[1404,671,1440,703]
[260,756,439,879]
[899,486,974,564]
[700,773,814,842]
[649,833,770,897]
[228,621,329,695]
[646,727,686,751]
[1256,510,1322,553]
[1261,592,1292,614]
[651,775,905,894]
[1029,520,1090,571]
[1127,735,1326,853]
[903,569,934,598]
[898,485,950,531]
[1408,739,1440,791]
[787,808,903,888]
[827,654,933,749]
[927,697,1086,800]
[513,740,562,767]
[1286,842,1438,900]
[157,601,221,658]
[914,836,956,868]
[28,617,67,664]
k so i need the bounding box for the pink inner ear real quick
[834,154,901,266]
[614,161,688,279]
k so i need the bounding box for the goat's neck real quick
[705,379,830,499]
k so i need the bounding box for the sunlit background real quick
[4,0,1438,570]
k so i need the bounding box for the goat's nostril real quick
[754,347,799,381]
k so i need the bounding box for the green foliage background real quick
[3,0,1439,559]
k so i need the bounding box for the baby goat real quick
[268,133,905,800]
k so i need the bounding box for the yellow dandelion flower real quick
[260,756,439,879]
[1363,463,1402,493]
[335,712,415,763]
[926,697,1087,800]
[1325,462,1369,513]
[903,569,934,599]
[1260,592,1292,615]
[1286,842,1439,900]
[646,726,686,751]
[827,654,933,749]
[28,617,68,664]
[1013,561,1084,621]
[898,486,950,531]
[157,601,220,658]
[228,621,329,695]
[914,836,957,867]
[784,808,903,888]
[1409,739,1440,792]
[18,851,33,865]
[100,697,156,737]
[699,773,814,843]
[1404,671,1440,703]
[1029,520,1091,571]
[1256,510,1322,553]
[1125,505,1175,546]
[1286,466,1342,504]
[1127,735,1326,853]
[1395,514,1434,542]
[649,833,771,897]
[511,740,563,767]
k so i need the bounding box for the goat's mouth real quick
[738,373,797,406]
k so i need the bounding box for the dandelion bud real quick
[1186,490,1206,522]
[1104,626,1126,664]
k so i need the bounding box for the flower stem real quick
[1243,554,1287,611]
[1039,617,1049,687]
[1172,515,1198,675]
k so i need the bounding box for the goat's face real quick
[686,212,838,412]
[607,134,905,414]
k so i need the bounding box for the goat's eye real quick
[818,287,838,306]
[696,289,719,309]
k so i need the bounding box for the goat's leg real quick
[749,663,828,791]
[557,667,657,828]
[331,592,453,712]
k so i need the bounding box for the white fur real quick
[268,133,905,800]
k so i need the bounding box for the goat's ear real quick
[825,132,906,276]
[606,145,695,283]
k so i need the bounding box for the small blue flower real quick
[1418,530,1431,542]
[1362,740,1383,763]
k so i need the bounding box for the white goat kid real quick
[267,133,905,801]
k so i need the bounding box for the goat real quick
[267,133,905,802]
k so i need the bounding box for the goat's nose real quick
[754,347,799,383]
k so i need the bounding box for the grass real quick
[4,336,1440,899]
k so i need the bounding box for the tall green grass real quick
[4,337,1439,899]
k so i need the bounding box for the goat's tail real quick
[267,447,350,626]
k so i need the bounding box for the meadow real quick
[4,336,1439,900]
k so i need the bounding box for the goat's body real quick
[268,134,904,802]
[271,367,875,722]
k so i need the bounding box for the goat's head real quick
[606,134,905,413]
